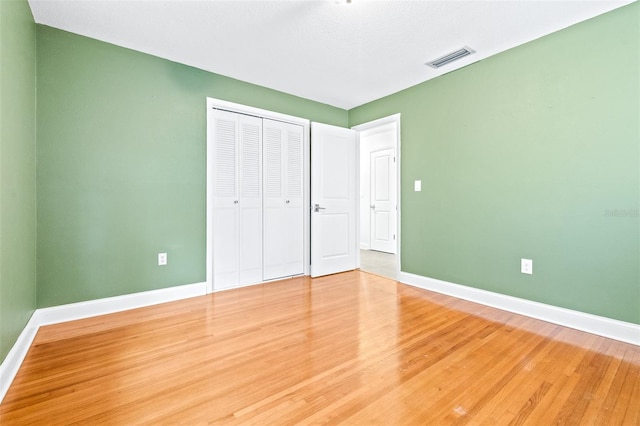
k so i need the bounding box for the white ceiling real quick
[28,0,635,110]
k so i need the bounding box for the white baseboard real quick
[398,271,640,346]
[0,312,40,404]
[36,282,207,326]
[0,281,207,404]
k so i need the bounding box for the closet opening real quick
[206,98,311,293]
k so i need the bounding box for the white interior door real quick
[311,122,357,277]
[370,148,396,254]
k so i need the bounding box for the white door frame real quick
[358,123,397,253]
[206,97,311,293]
[352,114,401,275]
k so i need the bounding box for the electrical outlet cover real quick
[521,258,532,275]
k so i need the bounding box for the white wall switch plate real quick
[521,258,532,275]
[414,180,422,192]
[158,252,167,266]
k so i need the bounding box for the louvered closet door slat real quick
[286,129,303,199]
[263,126,282,198]
[240,120,261,198]
[214,117,237,197]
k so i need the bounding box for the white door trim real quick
[352,114,401,275]
[206,98,311,293]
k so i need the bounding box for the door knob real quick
[313,203,326,212]
[370,204,375,210]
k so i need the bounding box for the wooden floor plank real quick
[1,271,638,425]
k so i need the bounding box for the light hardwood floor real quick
[1,271,638,425]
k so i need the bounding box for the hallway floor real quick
[360,249,397,280]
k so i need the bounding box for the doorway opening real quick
[353,115,400,280]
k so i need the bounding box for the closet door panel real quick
[211,110,263,289]
[262,122,286,280]
[263,120,304,280]
[238,115,263,285]
[212,110,239,289]
[284,125,304,276]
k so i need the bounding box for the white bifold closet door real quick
[211,110,263,290]
[263,119,304,281]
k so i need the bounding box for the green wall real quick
[350,3,639,324]
[0,0,37,362]
[36,26,348,308]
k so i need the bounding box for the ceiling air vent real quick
[426,47,475,69]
